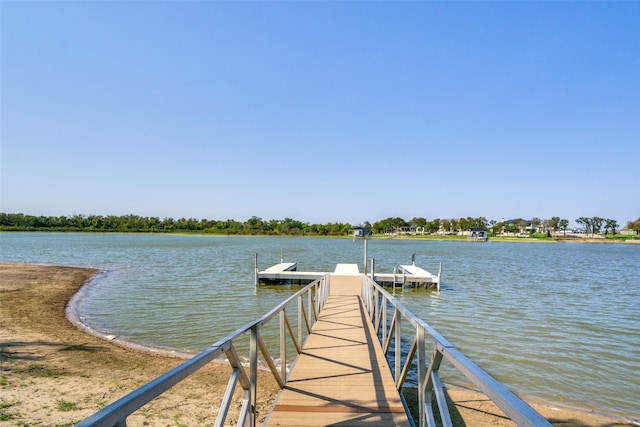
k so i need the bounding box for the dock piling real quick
[254,253,258,287]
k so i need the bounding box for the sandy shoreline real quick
[0,263,637,426]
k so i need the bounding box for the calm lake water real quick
[1,232,638,420]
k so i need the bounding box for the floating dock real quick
[256,262,327,285]
[257,261,441,290]
[372,263,441,289]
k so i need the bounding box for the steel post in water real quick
[363,238,368,275]
[254,253,258,287]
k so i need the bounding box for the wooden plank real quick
[265,276,411,426]
[265,411,409,426]
[329,274,362,296]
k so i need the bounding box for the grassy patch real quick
[173,414,187,427]
[0,411,14,421]
[0,402,16,421]
[23,364,66,378]
[605,234,632,241]
[56,399,77,412]
[83,393,107,407]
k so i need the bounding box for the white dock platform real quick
[258,261,440,289]
[373,263,441,290]
[257,262,327,285]
[333,263,360,275]
[262,262,298,273]
[398,264,432,276]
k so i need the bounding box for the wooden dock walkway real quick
[265,268,412,426]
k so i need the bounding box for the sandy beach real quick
[0,263,636,426]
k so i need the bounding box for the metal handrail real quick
[76,275,331,427]
[361,275,552,427]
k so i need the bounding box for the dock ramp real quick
[265,269,411,426]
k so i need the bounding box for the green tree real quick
[162,217,175,231]
[410,217,427,228]
[372,217,408,234]
[604,219,618,235]
[576,217,590,235]
[245,216,265,234]
[474,217,488,230]
[591,217,604,236]
[627,218,640,237]
[489,220,500,236]
[426,218,441,233]
[558,219,569,236]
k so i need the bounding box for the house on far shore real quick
[394,225,418,235]
[501,219,533,236]
[352,227,372,238]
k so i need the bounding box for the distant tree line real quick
[0,213,352,236]
[1,212,638,237]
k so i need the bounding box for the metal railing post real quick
[417,325,426,427]
[424,347,444,426]
[249,326,258,427]
[381,293,387,347]
[308,286,313,324]
[395,307,402,383]
[280,310,287,383]
[298,295,303,348]
[372,287,378,324]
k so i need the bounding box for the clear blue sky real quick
[2,1,639,227]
